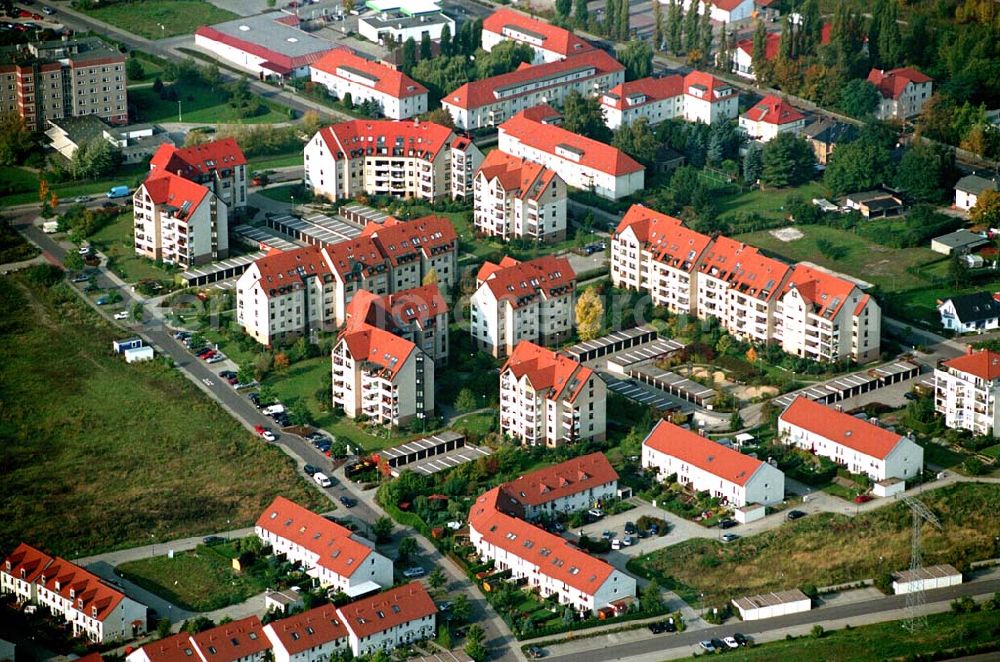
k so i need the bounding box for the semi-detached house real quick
[600,71,738,130]
[501,452,618,520]
[255,497,393,597]
[263,605,350,662]
[309,47,428,120]
[738,95,806,143]
[481,8,596,64]
[442,50,624,131]
[779,397,924,481]
[338,582,437,656]
[642,420,785,507]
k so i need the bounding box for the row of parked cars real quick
[174,331,228,364]
[699,633,752,652]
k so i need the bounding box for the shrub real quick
[811,624,825,638]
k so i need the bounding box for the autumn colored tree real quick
[575,288,604,341]
[971,189,1000,227]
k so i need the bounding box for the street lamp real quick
[177,100,182,122]
[150,533,156,556]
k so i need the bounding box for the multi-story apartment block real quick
[442,50,624,131]
[481,8,596,63]
[132,170,228,268]
[738,95,806,143]
[1,543,147,644]
[263,605,350,662]
[332,318,434,427]
[236,216,458,345]
[304,119,482,202]
[149,138,248,210]
[934,349,1000,437]
[779,397,924,481]
[339,582,437,657]
[497,105,644,200]
[500,340,606,446]
[642,420,785,507]
[0,37,127,132]
[474,150,567,242]
[611,205,880,363]
[501,452,618,521]
[471,255,576,357]
[310,47,428,120]
[469,486,635,615]
[344,285,449,362]
[255,497,393,595]
[867,67,933,120]
[680,71,740,125]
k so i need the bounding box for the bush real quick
[811,624,825,638]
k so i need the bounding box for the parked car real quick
[95,296,109,305]
[723,636,740,649]
[648,523,660,535]
[71,273,89,282]
[313,472,332,488]
[648,619,676,634]
[248,393,261,406]
[339,496,356,508]
[219,370,236,378]
[610,538,621,550]
[721,533,740,543]
[254,425,266,435]
[718,518,738,529]
[587,508,604,519]
[698,641,716,653]
[202,536,223,545]
[624,521,636,535]
[113,311,129,320]
[402,566,426,578]
[78,245,91,255]
[74,194,89,203]
[174,330,191,340]
[854,494,873,504]
[206,355,226,364]
[711,638,726,651]
[622,535,634,546]
[262,430,277,442]
[526,646,546,659]
[733,633,751,646]
[42,6,55,15]
[601,530,613,540]
[303,464,319,476]
[786,510,807,521]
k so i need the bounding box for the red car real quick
[254,425,266,435]
[199,350,217,360]
[853,494,873,504]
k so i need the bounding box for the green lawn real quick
[736,224,942,292]
[694,609,1000,662]
[718,181,827,221]
[880,275,1000,329]
[130,81,289,125]
[0,273,326,557]
[117,543,266,611]
[628,482,1000,607]
[258,184,302,204]
[89,211,180,283]
[451,411,498,437]
[0,164,150,208]
[80,0,238,39]
[249,151,305,172]
[0,219,40,264]
[0,165,41,198]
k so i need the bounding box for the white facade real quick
[481,8,595,64]
[739,113,806,142]
[892,566,962,595]
[309,50,428,120]
[732,590,812,621]
[681,0,756,23]
[599,72,738,130]
[357,12,454,45]
[473,154,567,242]
[347,612,435,657]
[934,351,1000,437]
[132,175,228,268]
[938,296,1000,334]
[869,68,933,120]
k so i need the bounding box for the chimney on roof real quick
[968,344,974,355]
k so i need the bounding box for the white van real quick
[313,472,332,488]
[262,404,285,416]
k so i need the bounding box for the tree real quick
[372,516,393,543]
[894,143,955,203]
[397,536,418,562]
[613,117,659,166]
[455,388,478,412]
[274,352,290,371]
[948,254,971,288]
[640,579,663,611]
[420,32,433,60]
[870,0,902,69]
[451,593,471,622]
[798,0,822,57]
[428,567,446,590]
[751,20,770,85]
[729,410,744,431]
[63,251,85,272]
[667,0,682,54]
[698,7,712,67]
[716,22,731,73]
[823,138,894,196]
[422,107,455,129]
[156,617,172,638]
[466,624,485,647]
[422,267,439,286]
[707,121,740,166]
[971,189,1000,227]
[561,91,611,143]
[126,57,145,81]
[742,142,763,184]
[684,3,700,53]
[838,79,881,119]
[575,287,604,341]
[556,0,571,18]
[619,40,653,81]
[401,38,417,74]
[761,133,816,188]
[439,23,452,56]
[575,0,589,25]
[652,0,664,49]
[618,0,630,40]
[0,112,33,166]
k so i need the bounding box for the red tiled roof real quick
[476,150,559,201]
[942,349,1000,382]
[345,284,448,330]
[37,557,125,623]
[499,106,644,177]
[469,487,616,594]
[340,322,417,378]
[697,235,789,302]
[780,397,905,460]
[477,255,576,310]
[853,293,871,317]
[264,605,348,656]
[317,119,454,163]
[742,95,805,125]
[323,235,387,280]
[780,264,857,319]
[140,171,211,223]
[867,67,933,100]
[683,70,734,102]
[194,25,332,72]
[251,245,334,298]
[601,75,683,111]
[339,582,436,639]
[311,47,427,99]
[256,497,373,579]
[2,542,53,585]
[192,616,270,662]
[445,50,622,111]
[149,138,247,179]
[483,8,595,58]
[503,453,618,507]
[502,340,593,403]
[712,0,749,11]
[132,632,198,662]
[736,32,780,59]
[615,205,711,272]
[360,215,458,266]
[642,420,766,486]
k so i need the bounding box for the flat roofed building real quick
[732,589,811,621]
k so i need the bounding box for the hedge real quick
[522,605,674,640]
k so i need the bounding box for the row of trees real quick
[405,40,534,105]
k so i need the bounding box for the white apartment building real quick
[501,452,618,521]
[867,67,933,120]
[255,497,393,596]
[344,284,449,362]
[935,349,1000,437]
[738,95,806,143]
[474,150,567,242]
[641,420,785,507]
[332,321,435,427]
[779,397,924,481]
[471,256,576,357]
[481,8,596,63]
[310,47,428,120]
[611,205,881,363]
[149,138,248,210]
[442,50,624,131]
[339,582,437,657]
[497,105,645,200]
[263,605,350,662]
[469,487,636,615]
[304,119,482,202]
[682,0,756,23]
[601,71,740,130]
[500,340,606,447]
[12,551,148,644]
[133,170,228,268]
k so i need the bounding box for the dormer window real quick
[69,588,75,599]
[91,606,98,617]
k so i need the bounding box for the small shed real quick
[124,346,154,363]
[113,337,143,354]
[264,588,303,614]
[734,433,755,447]
[732,588,812,621]
[873,477,905,498]
[892,564,962,595]
[844,191,904,219]
[931,229,990,256]
[734,503,766,524]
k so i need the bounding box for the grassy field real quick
[0,273,325,557]
[736,224,942,292]
[249,151,305,172]
[0,164,150,208]
[718,181,827,222]
[81,0,237,39]
[0,219,40,264]
[89,211,179,283]
[130,81,289,125]
[118,542,265,611]
[628,482,1000,606]
[258,184,301,204]
[692,609,1000,661]
[451,411,498,438]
